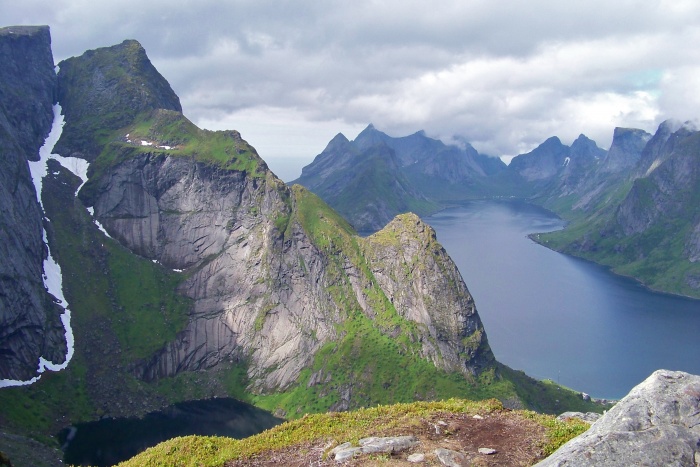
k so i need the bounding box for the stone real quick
[434,448,468,467]
[358,436,419,454]
[556,411,601,423]
[580,392,591,401]
[407,453,425,463]
[536,370,700,467]
[333,436,419,462]
[478,448,497,455]
[334,447,362,462]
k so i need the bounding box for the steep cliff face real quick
[85,154,493,394]
[0,26,67,381]
[363,214,493,376]
[600,127,651,174]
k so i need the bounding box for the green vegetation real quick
[117,398,589,466]
[83,109,265,201]
[106,241,191,360]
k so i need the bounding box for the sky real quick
[3,0,700,179]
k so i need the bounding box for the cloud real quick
[3,0,700,164]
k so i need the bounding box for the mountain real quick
[537,121,700,297]
[293,124,505,232]
[0,25,68,381]
[293,130,439,232]
[0,31,602,460]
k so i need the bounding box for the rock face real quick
[537,370,700,467]
[0,26,67,380]
[600,127,651,174]
[57,40,496,394]
[363,214,493,376]
[84,137,493,392]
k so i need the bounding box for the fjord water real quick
[426,200,700,400]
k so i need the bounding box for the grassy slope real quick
[117,398,590,467]
[535,174,700,298]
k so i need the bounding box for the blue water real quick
[426,199,700,400]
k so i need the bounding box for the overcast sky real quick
[4,1,700,179]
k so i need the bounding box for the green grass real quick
[83,109,266,202]
[117,398,589,467]
[106,241,191,360]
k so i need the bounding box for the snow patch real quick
[141,140,153,146]
[563,157,571,167]
[1,104,77,388]
[645,158,662,177]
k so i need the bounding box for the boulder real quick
[537,370,700,466]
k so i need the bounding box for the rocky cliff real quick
[55,39,181,161]
[0,25,67,381]
[80,107,493,396]
[0,37,495,416]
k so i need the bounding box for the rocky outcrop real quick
[600,127,651,174]
[537,370,700,467]
[363,214,493,376]
[0,26,67,381]
[55,40,181,161]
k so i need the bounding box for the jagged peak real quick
[367,212,437,247]
[327,132,349,147]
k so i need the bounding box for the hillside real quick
[536,121,700,298]
[117,398,589,466]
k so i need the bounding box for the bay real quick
[426,199,700,400]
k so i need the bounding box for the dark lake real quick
[425,199,700,400]
[59,398,282,466]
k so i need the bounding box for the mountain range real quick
[296,114,700,298]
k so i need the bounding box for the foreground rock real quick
[537,369,700,466]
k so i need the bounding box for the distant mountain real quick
[537,121,700,298]
[293,128,439,232]
[293,125,505,232]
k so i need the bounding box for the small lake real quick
[59,398,282,466]
[425,199,700,400]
